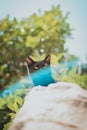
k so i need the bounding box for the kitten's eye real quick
[34,66,39,70]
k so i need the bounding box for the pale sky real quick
[0,0,87,61]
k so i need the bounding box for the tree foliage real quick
[0,5,72,88]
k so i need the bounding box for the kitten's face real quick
[26,55,50,73]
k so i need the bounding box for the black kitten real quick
[26,55,50,73]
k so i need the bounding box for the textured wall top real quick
[8,82,87,130]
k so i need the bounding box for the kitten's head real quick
[26,54,50,73]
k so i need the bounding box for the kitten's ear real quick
[26,56,35,66]
[44,54,50,64]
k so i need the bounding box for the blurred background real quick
[0,1,87,129]
[0,0,87,89]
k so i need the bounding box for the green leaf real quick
[7,102,19,112]
[14,96,23,106]
[0,98,6,109]
[3,122,11,130]
[8,113,16,119]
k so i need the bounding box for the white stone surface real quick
[8,82,87,130]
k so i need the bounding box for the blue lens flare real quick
[30,66,55,86]
[0,66,55,97]
[0,59,87,98]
